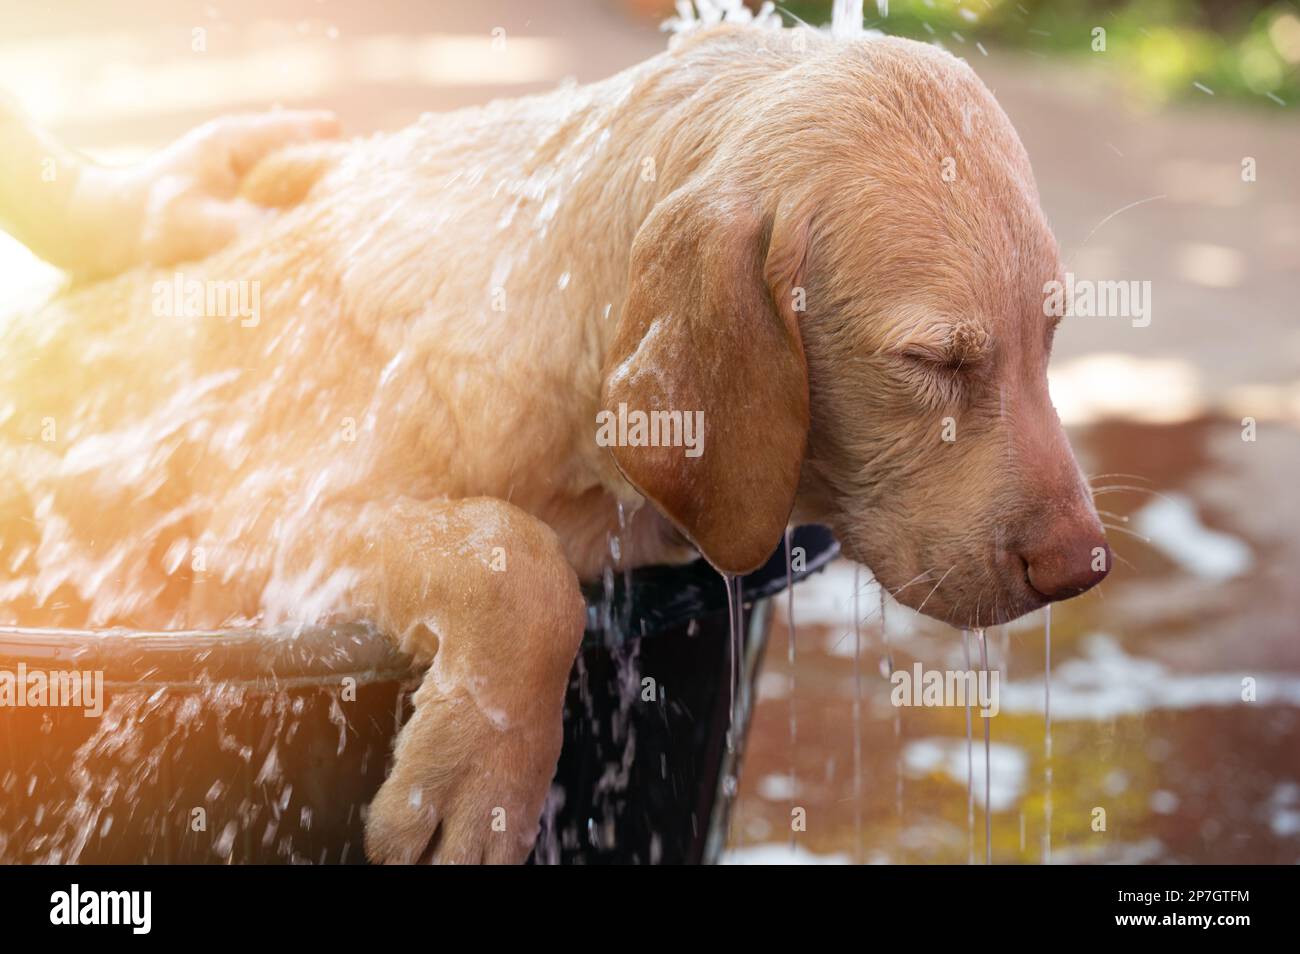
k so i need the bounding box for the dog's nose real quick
[1022,523,1111,602]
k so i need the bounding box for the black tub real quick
[0,526,837,864]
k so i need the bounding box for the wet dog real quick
[0,23,1107,863]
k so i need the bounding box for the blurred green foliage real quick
[784,0,1300,106]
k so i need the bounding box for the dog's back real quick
[0,27,773,629]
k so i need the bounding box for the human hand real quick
[67,110,340,279]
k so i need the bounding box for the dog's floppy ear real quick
[601,182,810,576]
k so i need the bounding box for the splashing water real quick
[3,668,401,864]
[831,0,865,40]
[663,0,782,37]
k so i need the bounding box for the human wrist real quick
[61,161,145,279]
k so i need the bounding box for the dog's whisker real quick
[833,567,939,653]
[888,569,937,597]
[912,565,955,619]
[1087,472,1152,484]
[971,589,984,630]
[848,562,904,598]
[949,600,963,629]
[832,568,932,652]
[1107,549,1138,572]
[1101,522,1152,544]
[1076,193,1167,249]
[1090,484,1177,505]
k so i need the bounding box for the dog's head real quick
[602,34,1108,627]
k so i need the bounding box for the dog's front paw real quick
[364,684,561,865]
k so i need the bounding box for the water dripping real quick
[784,528,797,852]
[962,627,974,865]
[600,564,616,636]
[853,565,863,864]
[616,501,633,628]
[719,571,744,846]
[882,585,901,820]
[723,572,743,754]
[1043,603,1053,864]
[976,626,991,865]
[735,575,746,739]
[724,572,736,753]
[999,625,1009,681]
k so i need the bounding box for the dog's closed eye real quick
[888,349,974,409]
[877,312,990,408]
[896,346,976,375]
[877,309,990,367]
[891,317,988,373]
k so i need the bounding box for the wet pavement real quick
[1,1,1296,863]
[730,416,1300,864]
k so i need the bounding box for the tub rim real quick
[0,526,840,689]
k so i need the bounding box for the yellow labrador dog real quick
[0,23,1107,863]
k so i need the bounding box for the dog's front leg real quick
[314,496,585,864]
